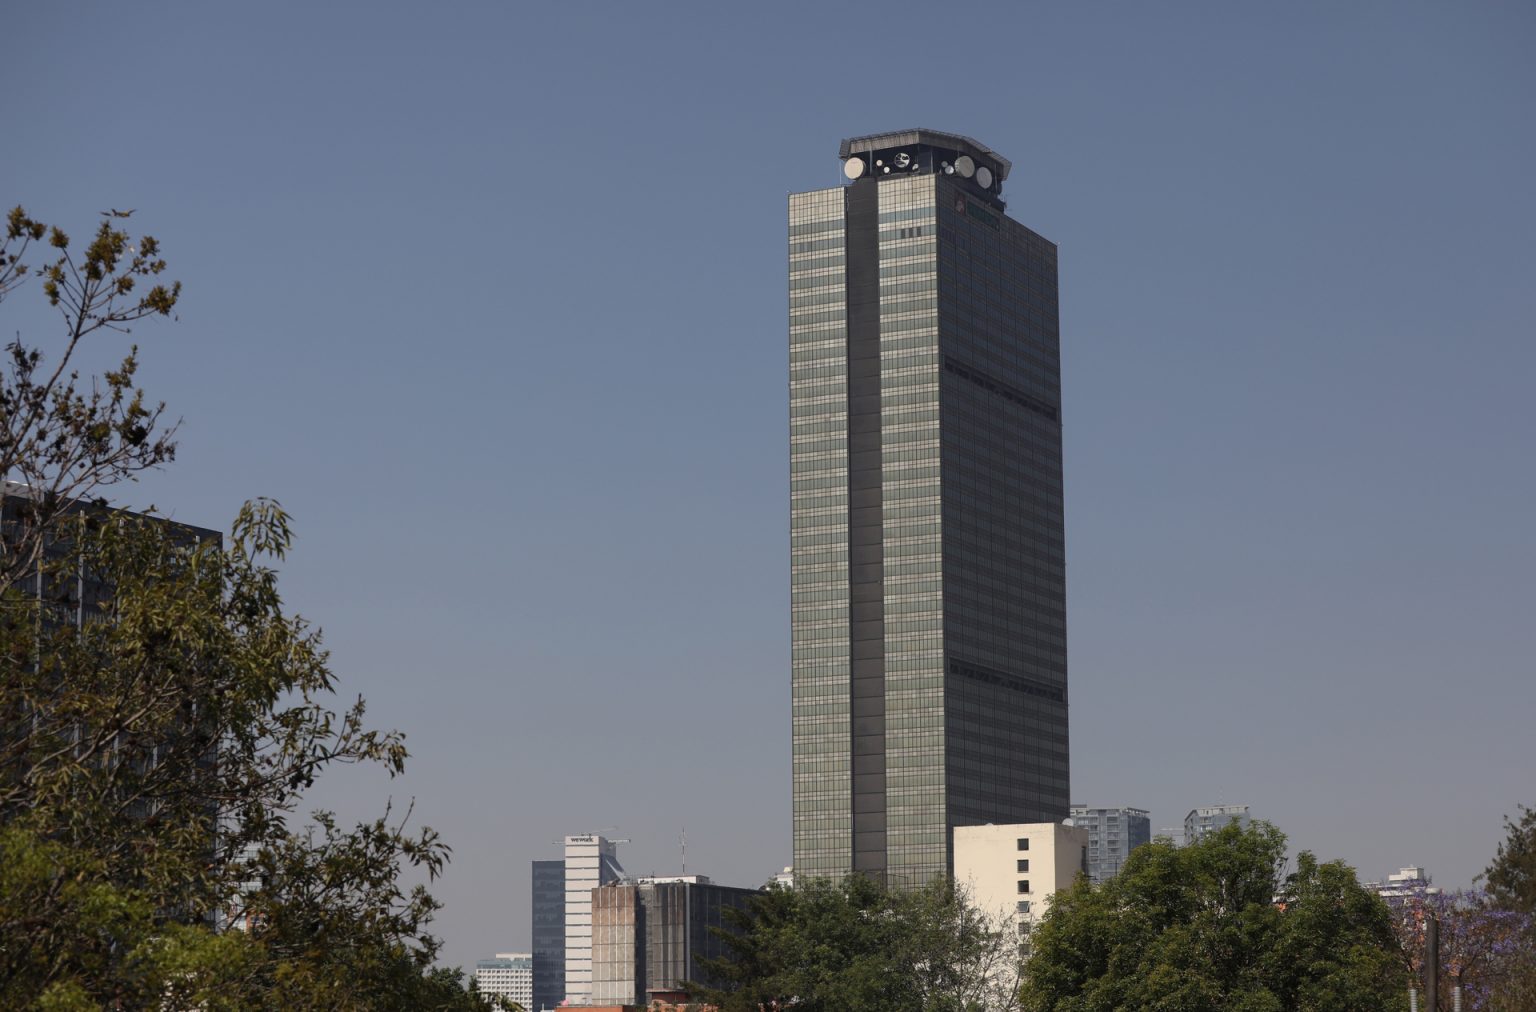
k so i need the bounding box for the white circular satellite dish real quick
[975,165,994,189]
[953,155,975,178]
[894,152,912,169]
[844,157,866,180]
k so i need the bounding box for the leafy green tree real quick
[1,206,179,587]
[695,875,1021,1012]
[0,206,499,1009]
[1483,805,1536,915]
[1477,805,1536,1011]
[1019,821,1404,1012]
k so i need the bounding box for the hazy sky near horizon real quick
[6,0,1534,971]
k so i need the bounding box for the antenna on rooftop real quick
[681,827,687,876]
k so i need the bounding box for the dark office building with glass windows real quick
[529,859,565,1012]
[790,130,1069,887]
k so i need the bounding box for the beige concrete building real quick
[953,823,1088,945]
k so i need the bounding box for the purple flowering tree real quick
[1387,886,1534,1011]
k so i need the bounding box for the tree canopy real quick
[1483,805,1536,916]
[695,874,1022,1012]
[0,206,503,1009]
[1019,821,1405,1012]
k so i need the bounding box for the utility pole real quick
[1425,911,1439,1012]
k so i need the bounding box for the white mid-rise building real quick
[564,833,626,1005]
[1366,866,1437,900]
[953,822,1088,947]
[1183,805,1251,846]
[474,952,533,1009]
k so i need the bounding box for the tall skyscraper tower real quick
[790,130,1069,886]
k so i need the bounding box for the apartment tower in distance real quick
[1069,805,1151,883]
[1185,804,1251,846]
[790,130,1069,886]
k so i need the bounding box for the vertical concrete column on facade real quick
[843,177,887,879]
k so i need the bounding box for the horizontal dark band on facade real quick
[942,357,1059,422]
[948,657,1066,705]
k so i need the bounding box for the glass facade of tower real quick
[791,131,1069,887]
[789,188,852,880]
[530,859,565,1012]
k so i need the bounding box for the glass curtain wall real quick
[876,174,947,886]
[789,189,851,881]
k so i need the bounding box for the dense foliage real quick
[1373,803,1536,1011]
[695,874,1022,1012]
[1018,821,1405,1012]
[1484,805,1536,916]
[0,207,501,1009]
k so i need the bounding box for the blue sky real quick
[7,0,1534,970]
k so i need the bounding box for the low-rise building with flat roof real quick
[1365,866,1437,901]
[474,952,532,1009]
